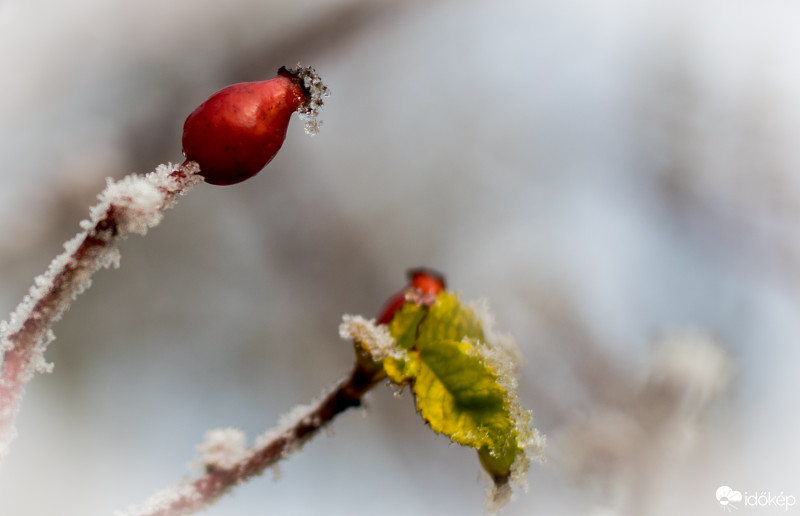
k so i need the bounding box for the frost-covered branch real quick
[116,359,384,516]
[0,161,202,461]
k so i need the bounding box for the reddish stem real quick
[122,359,383,516]
[0,163,200,460]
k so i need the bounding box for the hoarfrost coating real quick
[0,161,201,462]
[196,428,249,470]
[338,314,398,361]
[467,297,524,381]
[295,65,330,135]
[117,369,371,516]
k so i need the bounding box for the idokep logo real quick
[716,485,797,511]
[716,486,742,511]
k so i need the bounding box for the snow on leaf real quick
[467,298,523,381]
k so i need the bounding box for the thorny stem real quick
[118,359,386,516]
[0,162,201,461]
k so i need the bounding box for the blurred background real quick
[1,0,799,514]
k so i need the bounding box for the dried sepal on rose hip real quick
[182,66,328,186]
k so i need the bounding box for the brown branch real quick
[116,357,384,516]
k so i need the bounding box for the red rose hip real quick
[376,268,447,324]
[182,66,325,186]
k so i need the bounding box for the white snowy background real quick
[1,0,799,514]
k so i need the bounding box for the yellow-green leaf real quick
[387,301,427,351]
[412,340,519,477]
[417,292,485,347]
[379,290,537,490]
[383,352,419,385]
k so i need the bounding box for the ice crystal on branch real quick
[339,314,397,361]
[118,366,381,516]
[197,428,248,470]
[92,175,165,236]
[0,161,201,461]
[114,484,204,516]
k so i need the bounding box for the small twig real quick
[116,357,385,516]
[0,161,202,461]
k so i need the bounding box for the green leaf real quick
[383,352,418,385]
[383,302,427,384]
[417,292,485,346]
[381,291,534,487]
[413,340,519,475]
[387,301,427,351]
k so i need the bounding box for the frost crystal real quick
[95,175,164,236]
[466,298,545,510]
[338,314,398,361]
[114,483,202,516]
[119,372,365,516]
[197,428,248,470]
[485,482,513,514]
[0,161,201,462]
[293,65,330,135]
[468,298,523,379]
